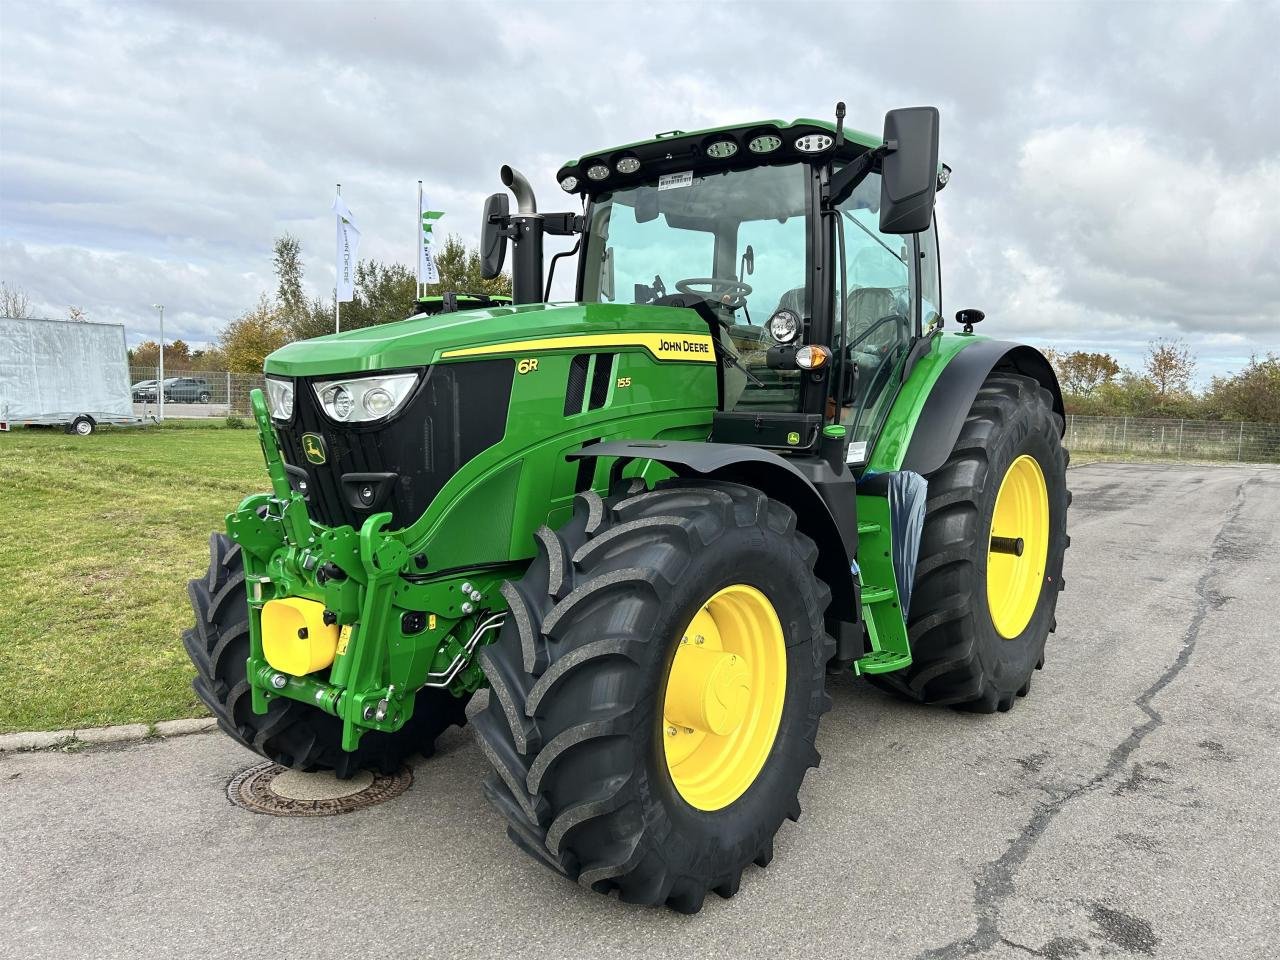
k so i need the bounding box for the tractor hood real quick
[262,302,715,378]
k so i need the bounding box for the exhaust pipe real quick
[501,165,538,215]
[500,165,544,304]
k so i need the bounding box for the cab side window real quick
[918,217,942,330]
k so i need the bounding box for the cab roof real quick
[556,117,882,196]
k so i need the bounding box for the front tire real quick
[472,480,834,913]
[182,532,469,776]
[870,371,1069,711]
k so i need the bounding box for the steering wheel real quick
[675,277,753,310]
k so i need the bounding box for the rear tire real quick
[182,532,469,776]
[869,371,1069,712]
[472,480,834,913]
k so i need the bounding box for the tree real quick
[129,340,161,369]
[1145,338,1196,402]
[423,234,512,300]
[217,295,290,373]
[1207,354,1280,423]
[273,235,309,333]
[1056,351,1121,398]
[336,259,419,332]
[166,339,193,370]
[1,281,32,318]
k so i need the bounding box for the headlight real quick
[264,377,294,421]
[766,308,801,344]
[312,373,418,424]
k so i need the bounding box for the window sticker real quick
[658,171,693,191]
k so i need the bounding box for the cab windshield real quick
[581,163,810,411]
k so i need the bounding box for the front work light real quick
[748,134,782,154]
[587,163,610,181]
[766,308,801,344]
[560,175,579,192]
[794,133,834,153]
[264,376,294,421]
[312,372,419,424]
[705,140,738,159]
[615,156,641,174]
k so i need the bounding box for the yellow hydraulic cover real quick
[261,597,339,676]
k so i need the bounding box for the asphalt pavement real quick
[3,462,1278,960]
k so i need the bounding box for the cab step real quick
[853,650,912,675]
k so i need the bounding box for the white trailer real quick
[0,316,142,434]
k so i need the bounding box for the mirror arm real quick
[824,142,891,208]
[542,213,585,237]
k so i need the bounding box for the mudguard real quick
[901,339,1063,476]
[568,440,857,625]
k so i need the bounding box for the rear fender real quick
[900,340,1064,476]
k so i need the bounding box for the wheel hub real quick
[665,646,752,736]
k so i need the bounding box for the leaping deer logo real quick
[302,433,326,465]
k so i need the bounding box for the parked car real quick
[163,377,212,403]
[131,379,158,401]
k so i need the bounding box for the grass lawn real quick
[0,424,264,732]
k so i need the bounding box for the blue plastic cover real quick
[885,470,928,617]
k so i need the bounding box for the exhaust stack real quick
[500,165,543,304]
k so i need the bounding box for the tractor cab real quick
[484,108,945,467]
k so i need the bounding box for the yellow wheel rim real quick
[987,454,1050,639]
[661,584,786,811]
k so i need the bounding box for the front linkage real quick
[229,389,504,752]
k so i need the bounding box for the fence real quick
[129,366,265,417]
[127,367,1280,462]
[1066,415,1280,464]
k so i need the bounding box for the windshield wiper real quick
[716,342,764,387]
[842,210,906,263]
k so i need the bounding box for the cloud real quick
[0,0,1277,381]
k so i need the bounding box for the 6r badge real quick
[302,433,326,464]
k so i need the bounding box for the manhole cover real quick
[227,761,412,817]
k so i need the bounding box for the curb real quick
[0,717,217,753]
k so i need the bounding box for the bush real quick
[224,416,247,429]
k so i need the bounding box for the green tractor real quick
[184,104,1068,912]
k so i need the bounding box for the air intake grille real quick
[564,353,615,415]
[276,360,514,530]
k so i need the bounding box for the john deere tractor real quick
[184,105,1068,912]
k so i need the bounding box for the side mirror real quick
[480,192,509,279]
[740,244,754,280]
[600,247,615,301]
[956,308,985,333]
[879,106,940,234]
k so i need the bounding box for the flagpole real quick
[417,180,424,299]
[334,183,342,334]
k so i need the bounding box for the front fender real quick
[568,440,857,625]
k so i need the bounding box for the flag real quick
[332,193,361,303]
[420,202,443,286]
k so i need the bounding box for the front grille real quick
[277,360,514,530]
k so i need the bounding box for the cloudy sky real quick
[2,0,1277,381]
